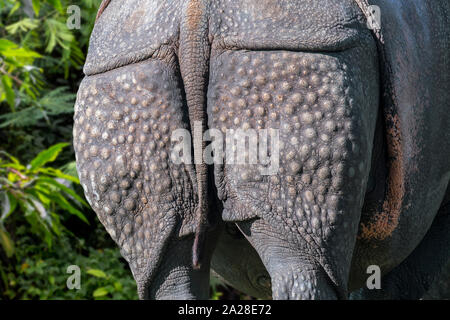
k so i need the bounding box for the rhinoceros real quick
[73,0,450,299]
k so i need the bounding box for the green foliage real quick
[0,87,76,128]
[210,276,225,300]
[0,0,140,301]
[0,143,88,256]
[0,0,102,160]
[1,232,138,300]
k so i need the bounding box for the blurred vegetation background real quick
[0,0,245,300]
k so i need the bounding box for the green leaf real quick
[22,200,53,247]
[113,281,123,292]
[44,18,74,53]
[31,0,40,16]
[93,287,109,298]
[0,46,41,59]
[7,1,21,17]
[36,87,76,115]
[0,177,14,187]
[5,18,39,34]
[31,198,48,219]
[36,177,88,207]
[0,106,42,128]
[0,39,18,51]
[60,161,79,179]
[47,0,64,13]
[0,193,10,221]
[1,191,17,222]
[29,143,69,171]
[87,269,107,278]
[0,151,20,164]
[39,167,79,184]
[0,191,11,221]
[0,224,14,257]
[49,212,61,236]
[0,162,25,171]
[1,75,15,111]
[46,192,89,224]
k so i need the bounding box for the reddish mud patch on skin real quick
[355,0,401,241]
[359,113,405,240]
[95,0,111,22]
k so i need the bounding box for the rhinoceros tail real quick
[179,0,211,270]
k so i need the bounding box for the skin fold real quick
[74,0,450,299]
[211,222,272,299]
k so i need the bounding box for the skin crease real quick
[74,0,450,299]
[210,222,272,299]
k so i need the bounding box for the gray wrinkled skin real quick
[211,222,272,299]
[74,0,450,299]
